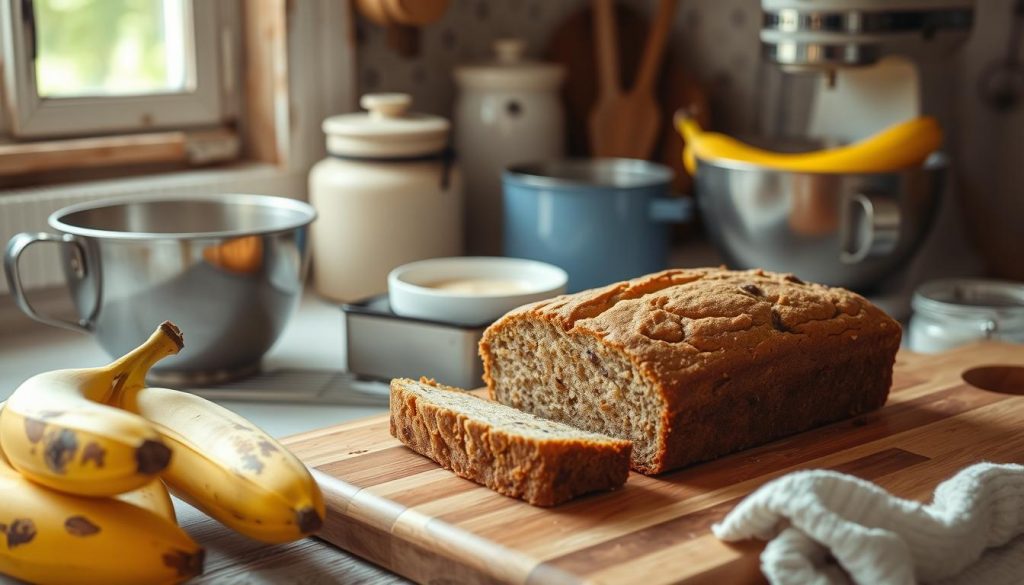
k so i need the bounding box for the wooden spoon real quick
[588,0,678,159]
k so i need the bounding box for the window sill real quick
[0,160,307,200]
[0,128,240,178]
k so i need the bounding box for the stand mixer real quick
[692,0,980,318]
[761,0,974,141]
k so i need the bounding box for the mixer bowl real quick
[4,194,316,385]
[694,152,947,291]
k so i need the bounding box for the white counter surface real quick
[0,288,387,437]
[0,240,726,419]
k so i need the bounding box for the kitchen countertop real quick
[0,288,407,584]
[0,243,726,584]
[0,288,388,436]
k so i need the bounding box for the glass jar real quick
[908,279,1024,353]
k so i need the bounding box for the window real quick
[1,0,238,139]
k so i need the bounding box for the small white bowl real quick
[388,257,568,325]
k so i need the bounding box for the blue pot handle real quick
[649,197,694,223]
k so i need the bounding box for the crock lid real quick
[454,39,564,91]
[322,93,450,158]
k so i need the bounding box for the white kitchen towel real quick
[712,463,1024,585]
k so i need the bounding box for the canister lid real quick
[322,93,450,158]
[454,39,564,91]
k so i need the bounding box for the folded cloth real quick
[712,463,1024,585]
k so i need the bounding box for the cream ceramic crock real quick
[309,93,462,302]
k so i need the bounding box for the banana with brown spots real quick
[0,323,182,496]
[0,444,202,584]
[111,385,325,543]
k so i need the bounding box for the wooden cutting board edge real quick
[310,467,769,585]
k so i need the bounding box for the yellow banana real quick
[116,479,177,523]
[0,443,202,585]
[0,322,182,496]
[112,385,325,543]
[677,115,942,175]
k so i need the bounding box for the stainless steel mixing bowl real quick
[4,194,316,385]
[694,153,947,291]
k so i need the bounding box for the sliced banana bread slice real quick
[390,378,632,506]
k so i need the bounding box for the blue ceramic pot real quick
[503,159,692,292]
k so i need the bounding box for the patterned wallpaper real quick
[352,0,777,134]
[350,0,1023,281]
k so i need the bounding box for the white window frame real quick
[0,0,228,139]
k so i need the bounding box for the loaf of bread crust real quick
[479,268,901,474]
[390,378,632,506]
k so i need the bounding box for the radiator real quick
[0,165,306,295]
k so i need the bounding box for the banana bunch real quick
[0,323,181,496]
[0,321,325,583]
[676,114,943,175]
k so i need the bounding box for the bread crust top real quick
[484,267,902,397]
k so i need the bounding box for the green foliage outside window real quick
[33,0,188,98]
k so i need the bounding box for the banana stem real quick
[107,322,184,395]
[674,110,704,141]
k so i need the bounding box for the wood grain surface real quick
[282,343,1024,585]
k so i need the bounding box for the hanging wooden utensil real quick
[588,0,678,159]
[545,2,709,192]
[354,0,449,58]
[547,3,647,158]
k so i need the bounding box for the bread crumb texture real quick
[390,378,631,506]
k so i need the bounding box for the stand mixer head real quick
[761,0,975,74]
[762,0,976,140]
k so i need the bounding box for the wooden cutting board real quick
[283,342,1024,585]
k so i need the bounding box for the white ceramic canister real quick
[309,93,462,302]
[454,38,565,256]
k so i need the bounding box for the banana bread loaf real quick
[479,268,901,474]
[390,378,632,506]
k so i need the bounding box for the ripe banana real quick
[112,385,325,543]
[0,444,202,585]
[0,322,182,496]
[116,479,177,523]
[677,115,942,175]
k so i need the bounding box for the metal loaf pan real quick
[341,295,488,389]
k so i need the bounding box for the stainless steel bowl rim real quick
[695,151,949,176]
[48,193,317,240]
[913,278,1024,318]
[504,158,674,190]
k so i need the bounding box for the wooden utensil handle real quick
[386,23,419,57]
[634,0,678,93]
[593,0,621,95]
